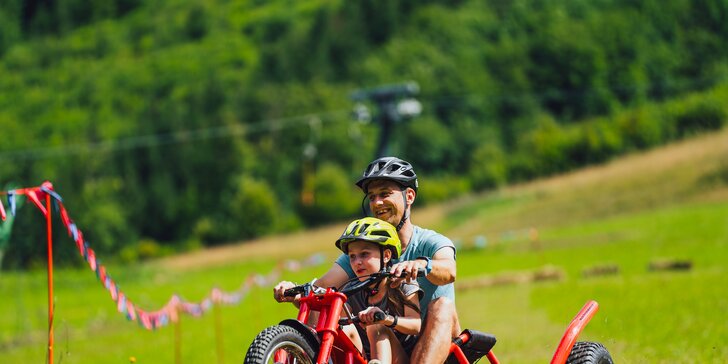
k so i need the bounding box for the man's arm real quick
[314,263,351,288]
[425,247,456,285]
[274,262,350,303]
[388,246,456,286]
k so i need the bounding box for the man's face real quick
[366,179,410,226]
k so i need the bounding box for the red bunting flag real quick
[25,190,48,217]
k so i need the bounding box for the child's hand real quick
[357,306,385,326]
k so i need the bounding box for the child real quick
[335,217,422,364]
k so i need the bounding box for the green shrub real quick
[673,99,726,137]
[299,162,360,224]
[518,114,572,175]
[231,176,281,239]
[615,106,665,150]
[469,143,507,191]
[417,175,470,205]
[566,119,623,165]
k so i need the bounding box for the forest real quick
[1,0,727,268]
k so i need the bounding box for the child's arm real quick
[366,325,394,363]
[380,292,421,335]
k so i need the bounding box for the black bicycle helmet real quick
[355,157,418,193]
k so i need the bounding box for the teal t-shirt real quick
[335,225,456,318]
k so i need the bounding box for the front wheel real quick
[245,325,318,364]
[565,341,614,364]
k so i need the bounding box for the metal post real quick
[214,303,225,364]
[351,82,421,159]
[46,193,54,364]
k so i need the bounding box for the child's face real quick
[347,241,390,278]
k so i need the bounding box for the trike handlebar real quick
[338,311,386,326]
[282,268,426,298]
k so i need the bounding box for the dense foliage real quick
[1,0,727,268]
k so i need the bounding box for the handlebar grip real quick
[394,268,427,279]
[339,316,359,325]
[283,288,298,297]
[339,311,387,326]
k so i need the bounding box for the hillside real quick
[3,0,728,268]
[157,127,728,271]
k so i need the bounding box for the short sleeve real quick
[334,253,356,278]
[414,227,456,260]
[400,282,424,301]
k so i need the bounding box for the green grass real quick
[0,257,330,363]
[454,201,728,362]
[1,130,727,363]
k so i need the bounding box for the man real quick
[275,156,460,363]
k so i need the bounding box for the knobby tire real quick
[565,341,614,364]
[245,325,318,364]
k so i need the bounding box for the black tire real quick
[565,341,614,364]
[245,325,318,364]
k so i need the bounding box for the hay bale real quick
[532,265,565,282]
[582,264,620,278]
[456,266,564,291]
[648,259,692,272]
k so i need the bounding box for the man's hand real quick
[388,259,426,288]
[273,280,297,303]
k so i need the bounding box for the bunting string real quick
[1,181,326,330]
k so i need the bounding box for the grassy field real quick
[1,129,727,363]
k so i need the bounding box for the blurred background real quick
[1,1,727,362]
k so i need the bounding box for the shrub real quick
[235,177,280,237]
[417,175,470,205]
[299,162,360,224]
[615,106,665,150]
[673,99,726,138]
[469,143,507,191]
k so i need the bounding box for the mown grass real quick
[455,201,728,362]
[1,129,727,363]
[0,256,329,363]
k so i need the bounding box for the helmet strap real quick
[369,246,387,296]
[360,194,369,217]
[395,190,409,231]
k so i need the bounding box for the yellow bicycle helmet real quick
[335,217,401,259]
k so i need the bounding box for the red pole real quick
[46,193,54,364]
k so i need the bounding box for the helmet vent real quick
[336,217,401,259]
[355,157,418,192]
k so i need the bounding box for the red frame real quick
[295,288,368,364]
[550,300,599,364]
[278,288,598,364]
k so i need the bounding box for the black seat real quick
[444,329,497,364]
